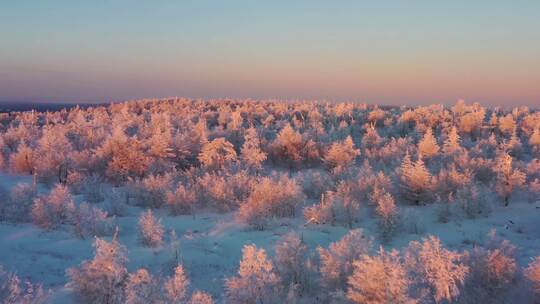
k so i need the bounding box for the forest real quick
[0,98,539,303]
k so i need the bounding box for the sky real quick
[1,1,539,107]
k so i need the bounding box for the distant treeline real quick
[0,102,100,113]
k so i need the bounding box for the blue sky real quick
[1,1,539,106]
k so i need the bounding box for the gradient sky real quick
[1,1,539,106]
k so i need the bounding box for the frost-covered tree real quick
[323,136,359,174]
[237,174,304,230]
[318,229,372,292]
[0,265,48,304]
[130,174,172,208]
[9,143,34,175]
[494,152,526,206]
[71,203,112,239]
[303,182,360,227]
[525,256,540,299]
[225,244,281,304]
[189,290,214,304]
[400,153,432,205]
[405,236,468,303]
[2,183,35,223]
[347,248,412,304]
[67,232,128,304]
[498,114,516,136]
[164,265,189,304]
[418,128,439,159]
[125,268,161,304]
[31,184,76,230]
[198,137,237,170]
[274,233,312,295]
[138,209,164,247]
[463,231,517,301]
[241,127,267,170]
[443,126,461,155]
[166,184,197,215]
[373,190,398,241]
[272,123,304,166]
[529,128,540,154]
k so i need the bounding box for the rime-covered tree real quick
[0,265,48,304]
[273,123,303,166]
[31,184,76,230]
[373,190,398,241]
[443,126,461,155]
[189,291,214,304]
[400,153,432,205]
[138,209,164,247]
[347,248,412,304]
[274,233,312,295]
[67,232,128,304]
[240,127,267,170]
[225,244,281,304]
[125,268,161,304]
[494,152,526,206]
[405,236,468,303]
[318,229,372,292]
[323,136,360,174]
[164,265,189,304]
[525,256,540,299]
[237,174,304,230]
[530,128,540,154]
[9,143,34,175]
[418,128,439,159]
[166,184,197,215]
[198,137,237,171]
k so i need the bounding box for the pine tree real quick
[225,244,281,304]
[418,128,439,159]
[241,127,267,170]
[347,248,412,304]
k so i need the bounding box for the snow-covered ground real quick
[0,172,538,303]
